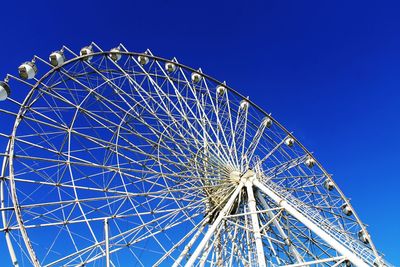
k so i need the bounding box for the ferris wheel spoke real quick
[74,120,196,174]
[44,205,204,266]
[5,192,204,231]
[221,89,240,168]
[3,107,67,133]
[74,54,209,163]
[173,67,235,167]
[254,135,290,170]
[112,209,204,266]
[264,219,310,264]
[244,118,271,169]
[199,80,231,153]
[160,92,234,167]
[6,174,219,203]
[261,154,309,180]
[14,114,66,154]
[153,216,210,266]
[12,135,206,188]
[33,82,75,128]
[20,196,125,229]
[1,194,133,216]
[7,180,209,234]
[230,100,249,173]
[66,78,216,174]
[215,92,235,153]
[256,190,304,264]
[152,60,233,165]
[68,109,198,173]
[286,221,338,262]
[21,104,69,133]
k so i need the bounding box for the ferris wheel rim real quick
[0,44,382,265]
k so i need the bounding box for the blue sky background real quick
[0,0,399,265]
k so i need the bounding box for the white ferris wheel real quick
[0,43,391,267]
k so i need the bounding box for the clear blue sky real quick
[0,0,399,265]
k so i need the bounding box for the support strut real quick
[104,218,110,267]
[253,179,368,267]
[184,181,244,266]
[245,177,266,267]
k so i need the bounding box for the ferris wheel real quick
[0,43,390,267]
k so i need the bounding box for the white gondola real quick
[305,156,316,168]
[0,81,10,101]
[49,51,66,67]
[18,62,37,80]
[138,54,149,65]
[262,117,273,127]
[80,46,93,61]
[341,204,353,216]
[323,179,335,191]
[216,85,226,96]
[285,137,295,147]
[191,72,202,83]
[240,99,249,110]
[109,48,122,62]
[358,230,369,244]
[165,62,176,72]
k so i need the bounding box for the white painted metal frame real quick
[0,43,388,267]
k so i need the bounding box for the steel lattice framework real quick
[0,43,390,266]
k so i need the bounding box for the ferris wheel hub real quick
[228,169,257,185]
[229,170,241,184]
